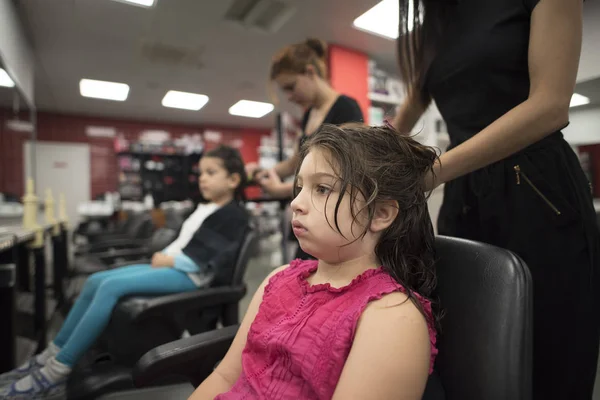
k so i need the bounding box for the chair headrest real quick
[433,236,533,400]
[231,228,257,286]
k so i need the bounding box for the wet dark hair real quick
[397,0,452,106]
[295,123,438,319]
[204,145,247,202]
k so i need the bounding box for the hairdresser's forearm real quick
[273,156,299,179]
[436,96,568,185]
[392,93,426,134]
[271,181,294,199]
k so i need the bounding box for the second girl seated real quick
[0,145,250,400]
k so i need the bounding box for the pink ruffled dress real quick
[216,259,438,399]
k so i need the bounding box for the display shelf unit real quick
[116,149,204,205]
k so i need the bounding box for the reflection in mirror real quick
[0,58,35,210]
[565,77,600,201]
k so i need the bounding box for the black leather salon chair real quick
[71,209,184,276]
[65,228,256,400]
[73,212,154,255]
[73,210,132,244]
[132,236,533,400]
[72,227,178,275]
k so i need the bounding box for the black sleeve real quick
[207,209,249,286]
[523,0,540,13]
[182,205,250,286]
[330,96,364,125]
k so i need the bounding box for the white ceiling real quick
[574,77,600,110]
[13,0,399,128]
[5,0,600,129]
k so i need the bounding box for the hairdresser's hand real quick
[258,169,289,198]
[151,252,174,268]
[245,163,261,180]
[253,169,268,181]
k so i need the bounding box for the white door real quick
[24,141,91,225]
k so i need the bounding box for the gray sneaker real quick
[0,370,66,400]
[0,358,44,387]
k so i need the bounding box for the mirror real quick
[566,77,600,201]
[0,57,36,217]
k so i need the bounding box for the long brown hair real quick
[397,0,451,106]
[295,123,438,320]
[270,38,328,80]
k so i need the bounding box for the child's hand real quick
[151,253,174,268]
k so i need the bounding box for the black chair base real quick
[67,361,133,400]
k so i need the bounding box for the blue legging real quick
[53,264,197,367]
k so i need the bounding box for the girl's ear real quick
[228,172,242,190]
[370,200,399,233]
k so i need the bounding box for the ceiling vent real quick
[140,41,204,70]
[224,0,296,34]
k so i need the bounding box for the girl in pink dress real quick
[192,123,440,400]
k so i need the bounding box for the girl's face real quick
[290,149,377,262]
[198,157,239,205]
[274,72,316,108]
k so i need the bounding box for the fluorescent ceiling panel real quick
[229,100,274,118]
[162,90,209,111]
[0,68,15,88]
[80,79,130,101]
[353,0,401,40]
[112,0,156,7]
[570,93,590,108]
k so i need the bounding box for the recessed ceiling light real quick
[162,90,209,111]
[79,79,130,101]
[112,0,156,8]
[0,68,15,88]
[353,0,418,40]
[570,93,590,108]
[229,100,274,118]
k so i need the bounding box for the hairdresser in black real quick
[250,38,364,260]
[393,0,598,398]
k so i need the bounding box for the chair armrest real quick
[75,239,144,254]
[110,258,152,269]
[87,232,130,243]
[96,247,151,263]
[126,285,246,322]
[76,228,118,242]
[133,325,239,388]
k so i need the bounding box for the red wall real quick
[0,110,269,198]
[328,45,370,124]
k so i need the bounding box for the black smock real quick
[293,94,364,260]
[426,0,600,398]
